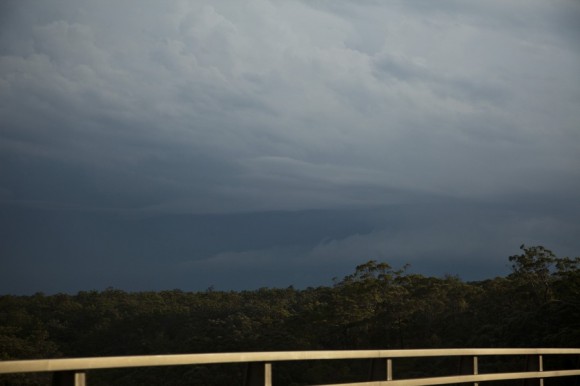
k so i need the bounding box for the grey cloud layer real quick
[1,0,580,293]
[2,0,579,213]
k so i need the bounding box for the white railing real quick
[1,348,579,386]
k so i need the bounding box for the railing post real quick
[244,362,272,386]
[473,356,479,386]
[539,354,544,386]
[458,355,478,386]
[52,371,86,386]
[387,358,393,381]
[264,363,272,386]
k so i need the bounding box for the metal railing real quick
[1,348,579,386]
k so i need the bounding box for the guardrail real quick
[1,348,579,386]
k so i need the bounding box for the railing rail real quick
[1,348,579,386]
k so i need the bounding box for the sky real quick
[1,0,579,294]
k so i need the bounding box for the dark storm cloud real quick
[1,0,579,293]
[2,0,579,212]
[3,201,578,293]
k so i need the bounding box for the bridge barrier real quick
[1,348,579,386]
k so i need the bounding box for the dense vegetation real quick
[1,245,579,385]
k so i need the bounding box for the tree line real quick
[1,245,579,385]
